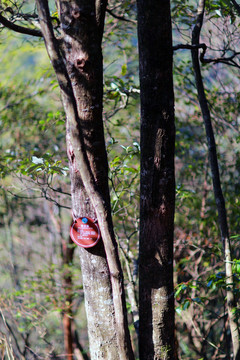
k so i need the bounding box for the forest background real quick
[0,0,240,359]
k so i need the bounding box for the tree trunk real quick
[137,1,176,359]
[36,1,134,359]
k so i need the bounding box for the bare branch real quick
[119,242,139,334]
[0,310,24,358]
[173,41,240,69]
[73,326,90,360]
[200,50,240,69]
[0,13,42,37]
[4,188,71,209]
[173,43,206,51]
[106,7,137,24]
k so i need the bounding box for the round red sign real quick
[70,217,101,248]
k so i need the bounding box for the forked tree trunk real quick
[36,1,134,359]
[137,1,176,359]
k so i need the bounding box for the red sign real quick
[70,217,101,248]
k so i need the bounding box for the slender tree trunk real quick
[137,1,176,359]
[3,191,20,290]
[48,205,76,360]
[191,1,240,359]
[36,1,134,359]
[62,235,75,360]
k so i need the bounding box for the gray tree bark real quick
[36,1,134,359]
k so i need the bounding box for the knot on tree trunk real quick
[72,9,81,19]
[75,57,90,72]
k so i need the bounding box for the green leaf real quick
[27,164,43,174]
[121,64,127,76]
[183,300,190,310]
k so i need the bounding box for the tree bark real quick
[137,1,176,359]
[191,1,240,359]
[36,1,134,359]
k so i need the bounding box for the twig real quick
[173,42,240,69]
[106,8,137,24]
[0,309,23,358]
[173,43,206,51]
[200,50,240,69]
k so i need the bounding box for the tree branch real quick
[200,50,240,69]
[173,43,240,69]
[230,0,240,16]
[0,13,42,37]
[73,326,90,360]
[106,8,137,24]
[173,43,206,51]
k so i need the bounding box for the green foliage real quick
[18,154,68,178]
[0,0,240,358]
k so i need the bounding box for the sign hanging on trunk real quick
[70,217,101,248]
